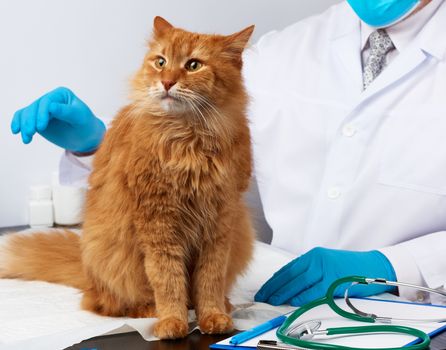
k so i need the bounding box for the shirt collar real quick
[360,0,444,53]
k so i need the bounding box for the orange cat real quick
[0,17,255,339]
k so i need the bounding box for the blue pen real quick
[229,315,287,345]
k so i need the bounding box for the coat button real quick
[327,187,341,199]
[342,124,357,137]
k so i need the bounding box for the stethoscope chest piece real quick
[287,320,325,340]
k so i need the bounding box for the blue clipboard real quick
[210,298,446,350]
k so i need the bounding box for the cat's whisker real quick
[175,93,206,127]
[176,89,226,123]
[182,92,230,136]
[175,91,209,119]
[185,98,211,133]
[175,90,218,115]
[182,98,221,134]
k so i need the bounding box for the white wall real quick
[0,0,341,227]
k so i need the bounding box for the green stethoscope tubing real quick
[276,276,431,350]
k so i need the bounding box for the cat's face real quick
[132,17,254,119]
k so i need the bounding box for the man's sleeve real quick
[59,151,94,188]
[379,232,446,303]
[58,114,112,187]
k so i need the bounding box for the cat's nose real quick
[162,80,177,91]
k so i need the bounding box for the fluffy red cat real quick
[0,16,255,339]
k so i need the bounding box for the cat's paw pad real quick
[199,312,234,334]
[154,316,188,339]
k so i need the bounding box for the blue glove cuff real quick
[370,250,397,282]
[69,117,106,153]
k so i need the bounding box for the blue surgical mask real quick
[346,0,421,28]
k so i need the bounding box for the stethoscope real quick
[259,276,446,350]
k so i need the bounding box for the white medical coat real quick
[60,1,446,301]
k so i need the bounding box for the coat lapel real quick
[331,31,363,94]
[330,5,363,98]
[359,45,427,102]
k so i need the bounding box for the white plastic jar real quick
[28,186,54,228]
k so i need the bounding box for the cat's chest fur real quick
[125,126,234,244]
[130,136,231,197]
[123,117,237,226]
[128,116,232,193]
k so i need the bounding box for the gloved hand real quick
[255,247,396,306]
[11,87,105,153]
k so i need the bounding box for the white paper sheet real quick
[0,239,295,349]
[213,298,446,349]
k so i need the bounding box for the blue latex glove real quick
[11,87,105,153]
[255,247,397,306]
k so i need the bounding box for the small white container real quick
[52,172,86,225]
[28,186,54,228]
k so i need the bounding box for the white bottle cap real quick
[29,186,52,201]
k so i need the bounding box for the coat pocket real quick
[378,106,446,195]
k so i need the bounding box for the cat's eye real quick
[155,57,166,69]
[185,59,203,72]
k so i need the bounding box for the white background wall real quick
[0,0,341,227]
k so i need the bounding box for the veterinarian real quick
[10,0,446,306]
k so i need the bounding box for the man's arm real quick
[11,87,106,188]
[59,151,94,188]
[380,232,446,302]
[255,247,397,306]
[11,87,105,152]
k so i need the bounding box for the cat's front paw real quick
[154,316,189,339]
[199,312,234,334]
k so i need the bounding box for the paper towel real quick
[0,237,294,350]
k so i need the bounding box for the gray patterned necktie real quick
[363,29,395,90]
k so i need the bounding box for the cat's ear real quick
[224,25,255,56]
[153,16,174,36]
